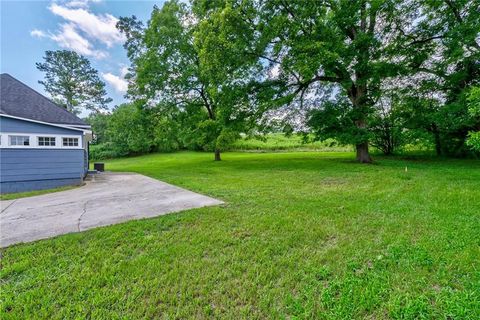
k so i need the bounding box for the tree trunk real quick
[347,84,373,163]
[353,116,373,163]
[433,129,442,156]
[356,142,372,163]
[214,149,221,161]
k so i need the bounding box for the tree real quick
[118,1,262,160]
[401,0,480,156]
[466,86,480,151]
[85,112,110,144]
[113,0,479,161]
[106,103,155,155]
[87,103,184,160]
[215,0,480,162]
[368,96,406,155]
[36,50,112,114]
[232,1,428,162]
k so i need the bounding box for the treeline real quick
[87,0,479,162]
[87,102,215,159]
[86,105,351,160]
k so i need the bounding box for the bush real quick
[466,86,480,152]
[89,143,127,160]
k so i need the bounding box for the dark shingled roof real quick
[0,73,88,126]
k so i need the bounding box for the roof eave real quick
[0,114,91,133]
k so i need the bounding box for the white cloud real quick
[31,1,123,60]
[50,23,107,59]
[120,66,129,77]
[102,69,128,93]
[64,0,102,8]
[30,29,47,38]
[49,3,124,48]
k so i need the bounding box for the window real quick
[9,135,30,146]
[38,136,56,146]
[63,137,79,147]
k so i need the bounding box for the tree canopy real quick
[118,1,267,160]
[36,50,112,114]
[89,0,480,162]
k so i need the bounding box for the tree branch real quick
[312,75,343,83]
[409,35,444,46]
[444,0,463,23]
[198,86,215,120]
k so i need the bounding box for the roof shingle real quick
[0,73,88,126]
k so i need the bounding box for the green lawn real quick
[0,184,82,201]
[1,152,479,319]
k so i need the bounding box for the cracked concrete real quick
[0,172,223,247]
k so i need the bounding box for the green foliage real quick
[118,0,268,160]
[467,131,480,151]
[88,103,183,160]
[400,0,480,156]
[399,87,478,156]
[106,104,154,156]
[150,109,183,152]
[466,86,480,151]
[89,143,125,160]
[2,152,480,318]
[111,1,480,161]
[308,97,408,155]
[231,134,351,152]
[369,98,408,155]
[199,0,479,161]
[243,0,432,162]
[308,98,371,147]
[80,0,480,161]
[85,112,109,144]
[36,50,111,114]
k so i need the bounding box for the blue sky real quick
[1,0,165,112]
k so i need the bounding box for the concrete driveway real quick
[0,172,223,247]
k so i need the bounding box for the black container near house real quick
[94,162,105,172]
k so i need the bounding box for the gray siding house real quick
[0,73,92,194]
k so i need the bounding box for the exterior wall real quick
[1,149,85,193]
[0,116,83,148]
[0,116,87,194]
[1,116,83,135]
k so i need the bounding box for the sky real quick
[1,0,165,114]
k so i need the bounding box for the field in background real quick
[89,133,440,161]
[230,134,352,152]
[90,134,353,161]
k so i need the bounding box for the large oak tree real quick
[240,0,437,163]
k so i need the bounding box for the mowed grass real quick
[1,152,480,319]
[0,184,83,200]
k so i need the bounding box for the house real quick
[0,73,92,194]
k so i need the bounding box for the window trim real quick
[9,135,30,147]
[62,137,79,147]
[0,133,82,149]
[38,136,57,147]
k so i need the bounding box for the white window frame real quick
[9,135,31,147]
[38,136,57,147]
[62,137,79,147]
[0,133,83,149]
